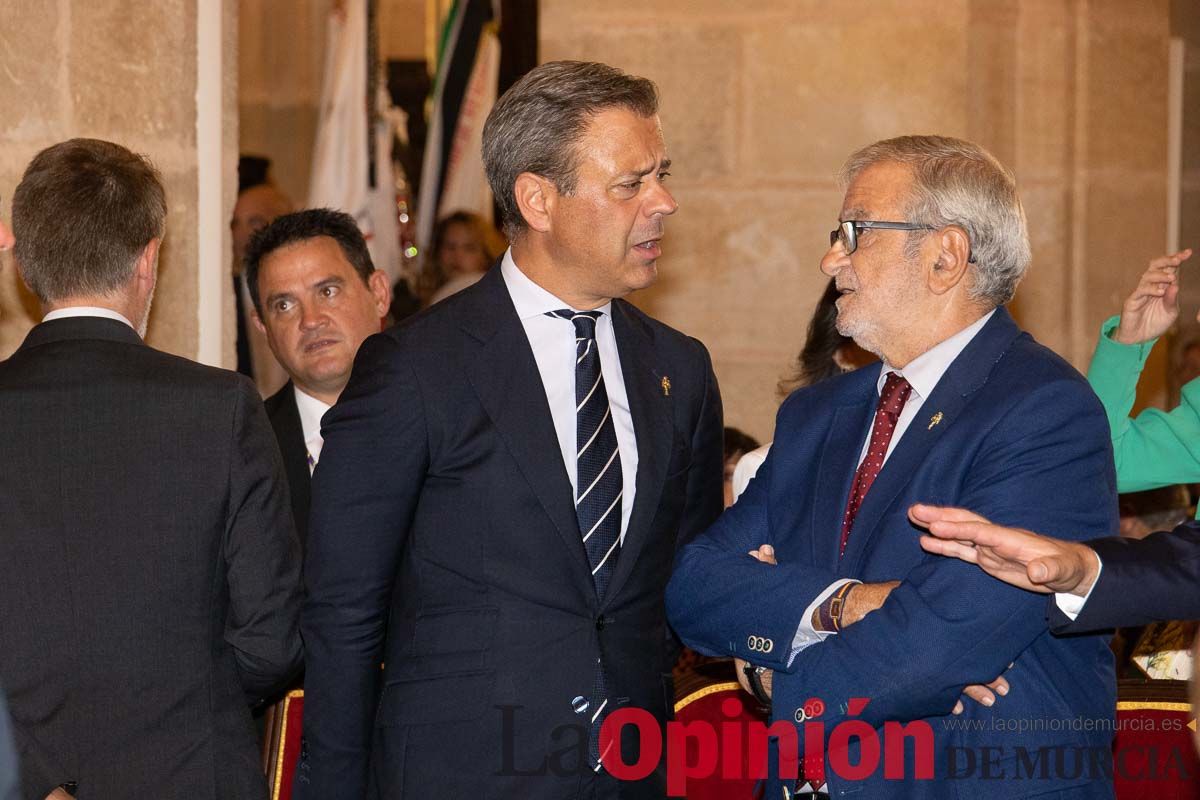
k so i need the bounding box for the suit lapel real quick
[266,384,312,542]
[602,301,673,605]
[461,267,596,593]
[840,309,1025,572]
[811,376,876,568]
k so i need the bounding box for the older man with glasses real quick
[668,135,1118,799]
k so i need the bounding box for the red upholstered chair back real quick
[673,660,768,800]
[262,690,305,800]
[1113,679,1199,800]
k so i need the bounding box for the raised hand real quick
[1111,249,1193,345]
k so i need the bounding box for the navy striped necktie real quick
[548,309,623,598]
[548,308,622,772]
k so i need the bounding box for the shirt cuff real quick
[789,579,860,665]
[1052,551,1103,621]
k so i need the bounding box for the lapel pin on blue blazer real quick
[928,411,944,430]
[661,376,671,396]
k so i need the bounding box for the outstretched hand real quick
[1112,249,1193,345]
[909,504,1099,596]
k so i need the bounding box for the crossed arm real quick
[667,378,1116,736]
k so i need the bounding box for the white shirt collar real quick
[500,248,613,320]
[878,309,996,400]
[43,306,137,331]
[292,384,332,451]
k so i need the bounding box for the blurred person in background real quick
[232,155,293,395]
[722,426,760,508]
[730,278,876,500]
[419,209,506,305]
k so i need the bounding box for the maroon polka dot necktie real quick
[839,372,913,557]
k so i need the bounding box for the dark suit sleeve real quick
[771,378,1117,736]
[294,333,428,800]
[1049,523,1200,632]
[667,393,847,671]
[223,376,304,702]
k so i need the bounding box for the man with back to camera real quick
[243,208,392,549]
[0,138,302,799]
[294,60,724,800]
[667,135,1118,798]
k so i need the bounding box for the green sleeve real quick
[1087,314,1200,500]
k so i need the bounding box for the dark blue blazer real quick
[667,309,1119,799]
[295,264,724,799]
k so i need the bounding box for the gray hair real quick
[482,60,659,239]
[840,135,1031,307]
[13,138,166,304]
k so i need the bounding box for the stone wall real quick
[543,0,1172,441]
[0,2,1176,442]
[0,0,238,363]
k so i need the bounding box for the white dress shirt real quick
[293,385,332,474]
[501,249,638,542]
[793,310,996,655]
[43,305,136,330]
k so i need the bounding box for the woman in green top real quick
[1087,247,1200,514]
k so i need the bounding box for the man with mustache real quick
[668,136,1118,798]
[243,208,391,550]
[294,60,724,800]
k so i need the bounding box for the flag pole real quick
[366,0,378,190]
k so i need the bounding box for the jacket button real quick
[596,616,608,631]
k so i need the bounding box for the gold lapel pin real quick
[928,411,944,430]
[661,376,671,397]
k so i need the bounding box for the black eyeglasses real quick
[830,220,936,255]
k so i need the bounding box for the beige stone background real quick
[1,0,1195,443]
[0,0,238,361]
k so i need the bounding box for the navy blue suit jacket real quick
[667,309,1119,799]
[295,265,724,799]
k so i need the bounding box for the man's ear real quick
[251,310,266,335]
[513,172,556,234]
[368,269,392,317]
[135,238,161,287]
[927,225,972,296]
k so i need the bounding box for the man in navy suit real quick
[667,136,1118,799]
[294,61,724,800]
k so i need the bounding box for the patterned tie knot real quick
[548,309,603,340]
[879,372,912,417]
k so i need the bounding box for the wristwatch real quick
[743,663,771,706]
